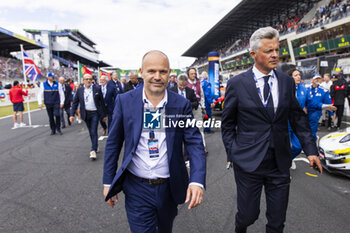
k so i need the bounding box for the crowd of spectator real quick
[298,0,350,32]
[0,56,78,85]
[191,0,350,67]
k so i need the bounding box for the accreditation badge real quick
[148,139,159,159]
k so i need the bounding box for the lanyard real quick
[149,130,155,140]
[144,99,166,112]
[85,88,93,102]
[253,73,273,108]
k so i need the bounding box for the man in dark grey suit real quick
[221,27,322,233]
[169,73,198,111]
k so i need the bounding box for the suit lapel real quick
[165,91,176,163]
[79,87,86,110]
[131,87,144,152]
[242,68,270,120]
[273,70,286,121]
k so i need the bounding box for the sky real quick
[0,0,241,69]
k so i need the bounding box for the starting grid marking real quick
[11,124,49,129]
[0,109,42,120]
[293,157,310,164]
[99,136,108,141]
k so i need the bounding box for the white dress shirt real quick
[177,88,186,98]
[37,80,65,105]
[84,85,97,111]
[320,80,333,91]
[101,84,107,98]
[252,65,279,111]
[127,89,169,179]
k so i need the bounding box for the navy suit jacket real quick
[169,86,199,110]
[107,79,123,94]
[221,68,318,174]
[63,83,73,107]
[70,85,107,121]
[99,84,117,114]
[103,86,206,204]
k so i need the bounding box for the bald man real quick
[124,71,142,93]
[103,50,206,233]
[58,77,72,128]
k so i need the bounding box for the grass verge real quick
[0,102,40,118]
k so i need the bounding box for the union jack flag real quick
[23,49,42,81]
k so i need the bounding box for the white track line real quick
[293,157,310,164]
[98,136,108,141]
[0,108,43,120]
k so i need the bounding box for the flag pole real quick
[77,61,80,84]
[20,44,32,126]
[97,66,100,84]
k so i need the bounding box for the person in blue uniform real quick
[200,71,215,132]
[287,69,307,170]
[306,74,336,141]
[37,72,64,135]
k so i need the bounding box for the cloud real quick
[0,0,241,69]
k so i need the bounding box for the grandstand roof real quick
[0,27,45,53]
[24,29,96,46]
[182,0,318,58]
[99,60,111,67]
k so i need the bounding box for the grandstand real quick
[23,29,110,69]
[184,0,350,80]
[0,27,111,85]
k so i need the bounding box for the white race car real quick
[319,128,350,177]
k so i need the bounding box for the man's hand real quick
[202,108,206,115]
[103,186,118,208]
[60,104,64,109]
[185,185,203,210]
[102,117,107,122]
[308,155,323,174]
[303,107,307,114]
[210,103,215,108]
[325,105,337,111]
[69,116,75,123]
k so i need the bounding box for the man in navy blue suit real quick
[103,50,206,233]
[70,74,107,160]
[99,75,117,134]
[221,27,322,233]
[107,71,123,94]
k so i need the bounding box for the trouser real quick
[46,104,60,132]
[192,108,206,147]
[123,172,178,233]
[107,112,113,132]
[99,112,113,132]
[308,110,321,141]
[204,106,212,132]
[320,110,332,127]
[100,119,107,130]
[335,105,344,128]
[234,150,290,233]
[289,130,302,159]
[60,105,71,127]
[85,111,99,151]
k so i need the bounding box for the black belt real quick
[127,170,169,185]
[86,110,97,112]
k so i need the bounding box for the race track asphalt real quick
[0,110,349,233]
